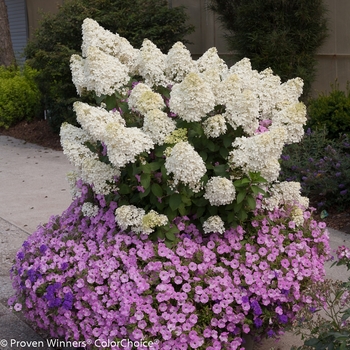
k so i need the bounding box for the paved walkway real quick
[0,135,349,350]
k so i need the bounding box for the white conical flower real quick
[169,72,215,122]
[165,141,206,192]
[128,83,165,115]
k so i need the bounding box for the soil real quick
[0,119,62,151]
[1,119,350,233]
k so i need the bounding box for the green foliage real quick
[209,0,328,99]
[279,128,350,211]
[0,65,41,129]
[24,0,194,133]
[307,83,350,139]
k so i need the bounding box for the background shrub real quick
[307,84,350,139]
[24,0,194,133]
[279,128,350,211]
[209,0,328,99]
[0,65,40,129]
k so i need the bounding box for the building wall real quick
[26,0,63,39]
[8,0,350,96]
[173,0,350,97]
[314,0,350,96]
[4,0,28,64]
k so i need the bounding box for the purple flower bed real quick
[9,184,330,349]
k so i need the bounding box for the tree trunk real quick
[0,0,16,66]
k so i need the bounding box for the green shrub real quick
[209,0,328,100]
[24,0,194,133]
[307,84,350,139]
[0,65,41,129]
[279,128,350,211]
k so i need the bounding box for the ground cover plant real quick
[279,128,350,211]
[10,19,330,350]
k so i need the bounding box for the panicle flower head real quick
[142,109,177,145]
[169,72,216,122]
[165,42,198,82]
[204,177,236,206]
[202,114,227,138]
[134,39,169,87]
[128,83,165,115]
[165,141,206,192]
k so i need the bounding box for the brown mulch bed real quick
[1,119,350,233]
[0,119,62,151]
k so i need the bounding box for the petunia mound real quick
[10,184,329,349]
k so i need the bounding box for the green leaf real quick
[233,202,243,213]
[118,184,131,194]
[139,186,150,198]
[155,229,165,240]
[237,210,248,221]
[151,183,163,197]
[196,206,206,218]
[206,140,216,152]
[192,197,208,207]
[178,203,187,216]
[141,163,152,174]
[219,147,229,159]
[169,193,182,211]
[251,185,266,195]
[245,194,256,210]
[165,231,176,241]
[199,151,208,161]
[149,162,161,171]
[140,173,151,188]
[105,94,117,110]
[237,190,246,204]
[213,164,227,176]
[233,178,250,187]
[223,135,232,148]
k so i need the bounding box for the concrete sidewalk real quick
[0,135,349,350]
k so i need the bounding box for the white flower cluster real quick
[169,72,216,122]
[73,101,154,169]
[204,177,236,206]
[203,215,225,234]
[81,202,99,217]
[263,181,309,211]
[165,42,198,82]
[115,206,167,234]
[228,127,287,182]
[66,171,81,198]
[60,123,119,195]
[134,39,169,87]
[202,114,227,138]
[128,83,165,115]
[115,205,145,231]
[142,109,176,145]
[165,141,206,192]
[141,210,168,234]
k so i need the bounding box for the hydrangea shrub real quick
[10,18,331,349]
